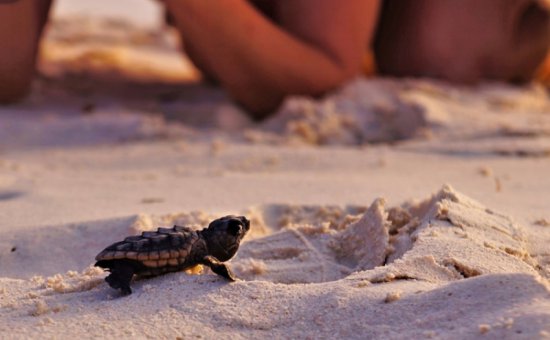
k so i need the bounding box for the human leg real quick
[374,0,550,83]
[0,0,52,103]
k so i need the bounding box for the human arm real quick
[163,0,380,118]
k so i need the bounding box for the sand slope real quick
[1,186,549,339]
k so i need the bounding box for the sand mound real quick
[232,185,540,284]
[2,185,542,285]
[0,186,548,338]
[246,79,550,146]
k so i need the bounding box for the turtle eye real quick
[227,220,243,236]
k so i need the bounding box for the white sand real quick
[0,14,549,339]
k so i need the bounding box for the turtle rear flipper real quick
[100,261,136,295]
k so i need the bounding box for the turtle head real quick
[201,215,250,262]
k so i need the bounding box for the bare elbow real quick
[229,84,284,120]
[226,62,359,120]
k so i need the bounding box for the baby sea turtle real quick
[95,215,250,295]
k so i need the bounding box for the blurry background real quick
[30,0,238,131]
[46,0,547,84]
[39,0,202,84]
[52,0,163,28]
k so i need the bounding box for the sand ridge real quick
[1,186,549,338]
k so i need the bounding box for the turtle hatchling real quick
[95,215,250,295]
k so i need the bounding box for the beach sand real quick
[1,7,549,340]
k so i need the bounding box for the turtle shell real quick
[95,225,200,270]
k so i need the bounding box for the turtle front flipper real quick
[202,255,236,281]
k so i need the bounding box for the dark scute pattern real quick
[105,241,128,251]
[169,234,182,247]
[108,225,195,254]
[116,243,132,251]
[174,225,193,233]
[132,239,150,251]
[124,235,143,243]
[157,227,174,234]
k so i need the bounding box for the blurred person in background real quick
[0,0,549,118]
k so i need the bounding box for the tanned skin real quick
[0,0,548,117]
